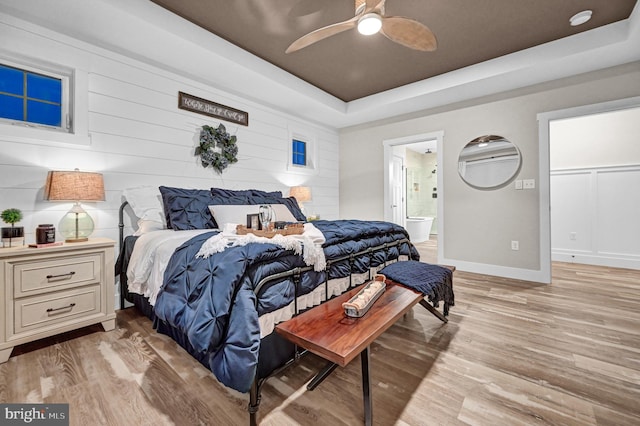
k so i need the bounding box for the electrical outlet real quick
[511,240,519,251]
[523,179,535,189]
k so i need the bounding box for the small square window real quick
[287,128,317,175]
[0,62,67,131]
[292,139,307,166]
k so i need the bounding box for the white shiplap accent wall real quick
[551,165,640,269]
[0,13,339,299]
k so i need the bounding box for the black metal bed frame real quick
[117,201,415,425]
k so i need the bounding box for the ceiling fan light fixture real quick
[570,10,592,26]
[286,0,437,54]
[358,13,382,35]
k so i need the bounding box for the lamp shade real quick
[44,170,105,201]
[289,186,311,203]
[44,169,104,242]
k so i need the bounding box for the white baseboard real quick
[439,257,551,284]
[552,252,640,270]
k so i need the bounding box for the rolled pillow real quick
[209,187,306,222]
[208,204,297,230]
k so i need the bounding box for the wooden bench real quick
[275,269,453,425]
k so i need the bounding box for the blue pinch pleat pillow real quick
[210,188,306,221]
[159,186,218,230]
[210,188,282,200]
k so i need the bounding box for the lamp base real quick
[59,203,95,243]
[65,237,88,243]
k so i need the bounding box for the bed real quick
[114,186,420,425]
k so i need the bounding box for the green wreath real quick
[195,124,239,174]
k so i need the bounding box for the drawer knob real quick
[46,271,76,281]
[46,303,76,313]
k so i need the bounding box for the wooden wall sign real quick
[178,92,249,126]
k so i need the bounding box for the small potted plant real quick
[1,208,25,247]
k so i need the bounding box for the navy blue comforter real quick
[153,220,417,392]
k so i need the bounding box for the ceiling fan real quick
[286,0,437,54]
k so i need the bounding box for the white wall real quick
[550,107,640,170]
[550,107,640,269]
[551,167,640,269]
[0,14,339,264]
[340,62,640,282]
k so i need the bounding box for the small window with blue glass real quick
[0,64,63,127]
[292,139,307,166]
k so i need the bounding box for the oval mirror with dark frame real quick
[458,135,522,189]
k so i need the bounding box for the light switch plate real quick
[523,179,535,189]
[515,180,523,190]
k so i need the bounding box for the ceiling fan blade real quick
[364,0,385,13]
[380,16,437,51]
[286,17,359,53]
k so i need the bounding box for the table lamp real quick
[44,169,105,242]
[289,186,311,214]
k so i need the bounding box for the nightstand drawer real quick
[14,285,101,334]
[13,254,101,297]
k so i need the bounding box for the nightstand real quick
[0,238,116,363]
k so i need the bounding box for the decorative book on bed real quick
[114,186,419,425]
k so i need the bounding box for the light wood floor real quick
[1,238,639,425]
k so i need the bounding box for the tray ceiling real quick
[150,0,637,102]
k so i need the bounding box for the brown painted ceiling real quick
[150,0,637,102]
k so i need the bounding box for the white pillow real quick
[208,204,297,230]
[135,219,165,235]
[122,186,166,235]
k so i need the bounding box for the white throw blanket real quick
[196,222,326,271]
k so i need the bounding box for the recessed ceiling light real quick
[570,10,592,26]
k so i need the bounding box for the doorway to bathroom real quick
[383,131,444,263]
[405,142,438,241]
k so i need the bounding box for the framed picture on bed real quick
[247,214,260,230]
